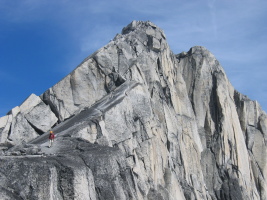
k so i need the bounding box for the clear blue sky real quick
[0,0,267,117]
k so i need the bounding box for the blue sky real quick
[0,0,267,117]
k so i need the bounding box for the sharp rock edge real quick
[0,20,267,200]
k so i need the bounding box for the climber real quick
[48,130,55,148]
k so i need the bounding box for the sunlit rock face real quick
[0,94,57,145]
[0,21,266,200]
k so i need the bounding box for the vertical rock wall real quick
[0,21,266,199]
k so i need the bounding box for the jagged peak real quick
[188,46,217,59]
[177,45,223,74]
[1,20,267,200]
[189,45,208,52]
[177,46,215,58]
[121,20,166,39]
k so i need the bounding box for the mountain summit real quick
[0,21,267,200]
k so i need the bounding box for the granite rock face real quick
[0,21,267,200]
[0,94,57,146]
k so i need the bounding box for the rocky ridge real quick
[0,21,266,200]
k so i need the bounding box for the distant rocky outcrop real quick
[0,21,266,200]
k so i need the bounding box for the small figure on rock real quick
[48,131,55,148]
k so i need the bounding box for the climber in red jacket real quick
[48,131,55,148]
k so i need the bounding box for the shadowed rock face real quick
[0,20,267,200]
